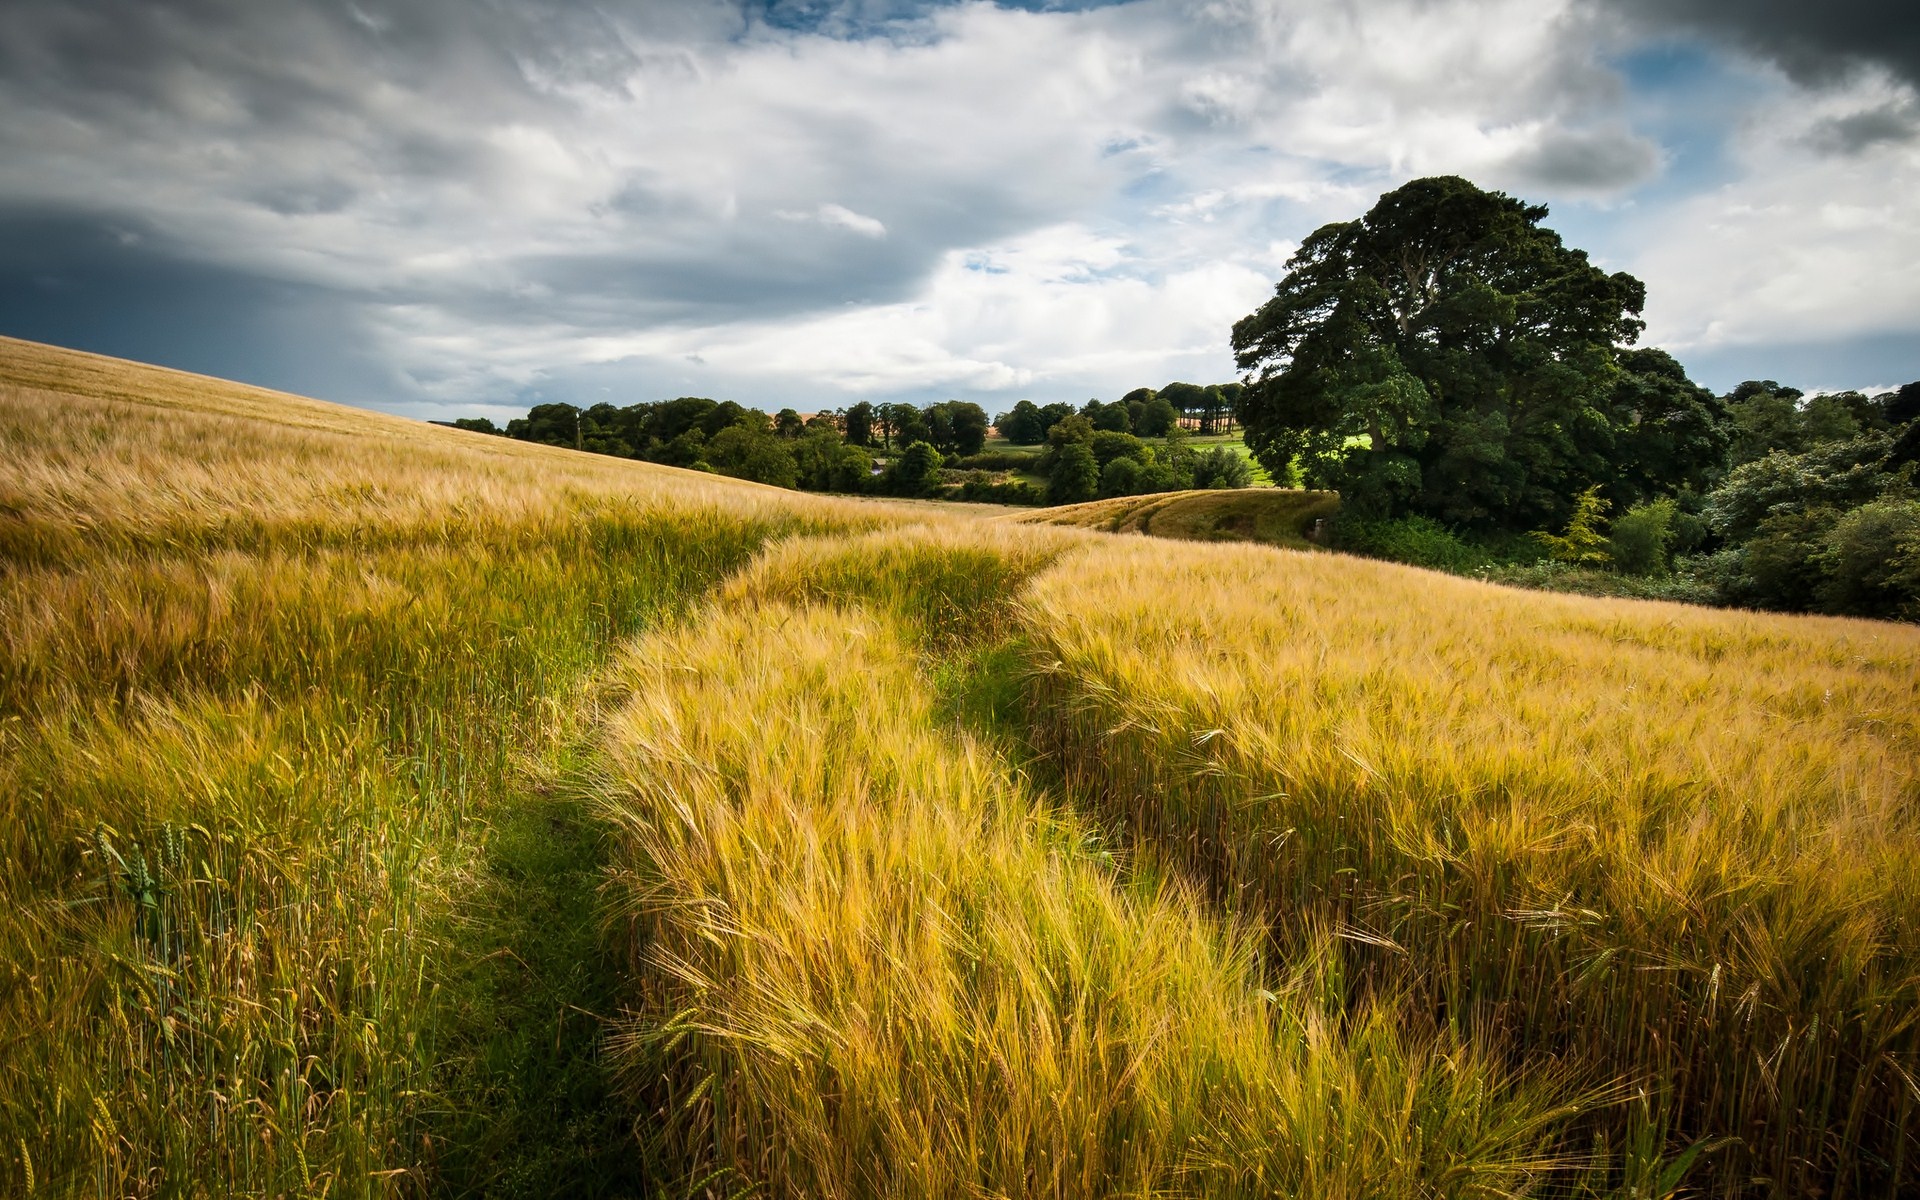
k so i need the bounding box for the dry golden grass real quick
[1017,537,1920,1195]
[0,336,915,1196]
[595,547,1573,1198]
[8,333,1917,1198]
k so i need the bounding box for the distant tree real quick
[1158,382,1209,431]
[1037,402,1077,437]
[945,401,989,455]
[1048,441,1100,504]
[828,443,875,493]
[1722,380,1858,466]
[792,426,845,490]
[925,404,957,454]
[1083,399,1132,433]
[1089,430,1148,467]
[887,440,945,496]
[705,426,798,488]
[774,408,806,439]
[656,428,707,468]
[1133,394,1179,437]
[1099,456,1144,498]
[651,397,719,444]
[844,401,875,447]
[1211,383,1243,433]
[997,400,1046,445]
[447,416,501,435]
[1231,175,1647,529]
[1048,413,1095,449]
[699,401,758,437]
[506,402,583,448]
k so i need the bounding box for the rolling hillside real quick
[1007,486,1340,549]
[4,336,1917,1198]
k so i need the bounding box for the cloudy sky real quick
[1,0,1915,422]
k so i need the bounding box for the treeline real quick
[1340,375,1920,620]
[445,397,991,497]
[995,381,1240,443]
[442,388,1257,507]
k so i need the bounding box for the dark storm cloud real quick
[0,209,398,403]
[1506,128,1662,191]
[1603,0,1920,87]
[1808,100,1920,154]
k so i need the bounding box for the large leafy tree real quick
[1231,176,1649,528]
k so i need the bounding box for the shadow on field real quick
[429,750,651,1199]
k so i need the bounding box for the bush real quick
[1608,498,1677,576]
[956,477,1045,505]
[1191,445,1251,489]
[1815,499,1920,618]
[951,450,1042,471]
[1337,515,1483,572]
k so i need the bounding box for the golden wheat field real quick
[3,334,1918,1199]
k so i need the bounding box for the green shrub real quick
[1816,499,1920,618]
[1529,486,1611,566]
[1191,445,1251,489]
[1337,515,1483,572]
[1609,498,1677,576]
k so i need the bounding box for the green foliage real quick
[1048,441,1100,504]
[996,399,1046,444]
[1815,499,1920,618]
[827,443,875,493]
[844,400,875,447]
[1607,349,1731,505]
[1048,412,1096,449]
[1082,398,1132,432]
[1608,498,1678,576]
[1098,456,1143,498]
[1232,175,1653,530]
[1190,444,1252,489]
[1088,429,1148,467]
[1134,394,1179,437]
[1336,514,1483,572]
[705,425,799,488]
[885,440,945,497]
[1529,486,1612,566]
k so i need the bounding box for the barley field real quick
[3,335,1917,1198]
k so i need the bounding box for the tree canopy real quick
[1231,175,1651,529]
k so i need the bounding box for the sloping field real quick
[1008,486,1339,550]
[4,336,1918,1198]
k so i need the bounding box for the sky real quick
[1,0,1916,423]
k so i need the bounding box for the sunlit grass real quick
[1016,537,1920,1195]
[6,334,1917,1198]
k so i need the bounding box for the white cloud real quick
[1634,66,1920,350]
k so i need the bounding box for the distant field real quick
[5,335,1917,1198]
